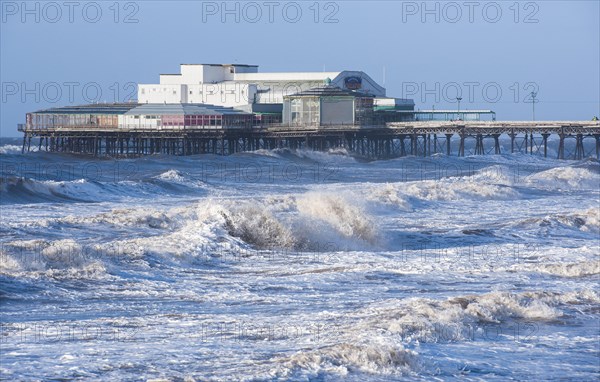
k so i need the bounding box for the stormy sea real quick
[1,136,599,381]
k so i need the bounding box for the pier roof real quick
[181,63,258,67]
[32,103,140,114]
[285,86,374,98]
[125,103,251,116]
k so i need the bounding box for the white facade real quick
[373,97,415,109]
[139,84,186,104]
[138,64,386,107]
[118,114,161,129]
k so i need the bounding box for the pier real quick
[18,121,600,160]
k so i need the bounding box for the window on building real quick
[291,98,302,125]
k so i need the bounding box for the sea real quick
[1,136,599,381]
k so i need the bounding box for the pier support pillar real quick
[445,134,453,156]
[399,136,406,156]
[493,134,501,154]
[557,134,565,160]
[510,132,515,153]
[530,133,534,154]
[574,134,585,160]
[542,133,550,158]
[459,135,465,157]
[474,134,484,155]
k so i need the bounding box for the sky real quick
[1,0,599,136]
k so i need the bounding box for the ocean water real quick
[1,137,599,381]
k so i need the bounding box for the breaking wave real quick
[0,239,107,279]
[525,164,600,190]
[252,147,358,164]
[57,208,176,229]
[41,192,382,268]
[533,260,600,278]
[369,178,517,205]
[296,192,378,245]
[197,192,379,252]
[216,203,296,249]
[273,289,599,379]
[0,173,206,204]
[0,177,105,203]
[353,290,599,344]
[513,208,600,234]
[279,342,419,378]
[0,144,23,155]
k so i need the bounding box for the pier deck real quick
[19,121,600,160]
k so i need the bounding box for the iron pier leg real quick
[557,134,565,160]
[542,133,549,158]
[510,132,515,153]
[574,134,584,160]
[475,134,484,155]
[530,133,534,154]
[446,133,453,156]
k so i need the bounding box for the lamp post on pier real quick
[456,97,462,120]
[531,92,537,121]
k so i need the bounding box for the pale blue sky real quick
[1,0,599,136]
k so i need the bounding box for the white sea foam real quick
[366,183,412,210]
[212,202,296,249]
[90,191,381,267]
[525,166,600,190]
[533,260,600,278]
[348,290,599,346]
[280,341,419,377]
[0,239,106,278]
[370,176,517,203]
[58,208,175,229]
[296,192,378,245]
[156,169,186,182]
[154,169,205,189]
[252,147,357,164]
[0,144,23,155]
[514,208,600,234]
